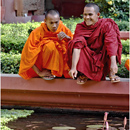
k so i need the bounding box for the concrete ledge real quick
[1,74,129,112]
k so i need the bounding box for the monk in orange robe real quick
[67,3,122,84]
[19,10,73,80]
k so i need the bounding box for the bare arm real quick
[110,55,118,76]
[69,48,81,79]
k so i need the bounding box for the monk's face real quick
[83,7,100,26]
[45,14,60,32]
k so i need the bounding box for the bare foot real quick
[40,69,56,80]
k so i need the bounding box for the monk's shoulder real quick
[74,22,85,33]
[74,22,85,32]
[100,18,120,36]
[102,18,117,28]
[29,24,45,39]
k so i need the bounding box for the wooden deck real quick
[1,74,129,112]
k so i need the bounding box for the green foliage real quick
[121,39,129,54]
[1,22,40,38]
[1,109,34,130]
[1,52,21,74]
[117,40,129,78]
[61,17,83,33]
[117,54,129,78]
[1,36,26,53]
[1,22,40,53]
[85,0,129,21]
[28,26,35,35]
[115,20,129,31]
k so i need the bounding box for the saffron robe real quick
[125,59,130,71]
[19,20,73,79]
[67,18,122,81]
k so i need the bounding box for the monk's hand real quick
[68,69,78,79]
[110,56,118,76]
[57,31,70,40]
[110,63,118,76]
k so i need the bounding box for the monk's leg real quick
[41,42,64,77]
[24,42,62,79]
[26,51,54,79]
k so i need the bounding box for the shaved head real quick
[85,3,100,13]
[45,9,60,19]
[44,9,60,32]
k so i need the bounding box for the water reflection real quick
[7,111,129,130]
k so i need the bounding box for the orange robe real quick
[125,59,130,71]
[19,21,73,79]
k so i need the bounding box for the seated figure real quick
[67,3,122,84]
[19,9,73,80]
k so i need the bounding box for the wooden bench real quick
[1,74,129,112]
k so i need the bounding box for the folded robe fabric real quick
[19,20,73,79]
[67,18,122,81]
[125,59,130,71]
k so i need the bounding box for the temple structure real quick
[1,0,85,23]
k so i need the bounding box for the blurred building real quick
[1,0,85,23]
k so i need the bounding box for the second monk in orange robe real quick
[19,10,73,80]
